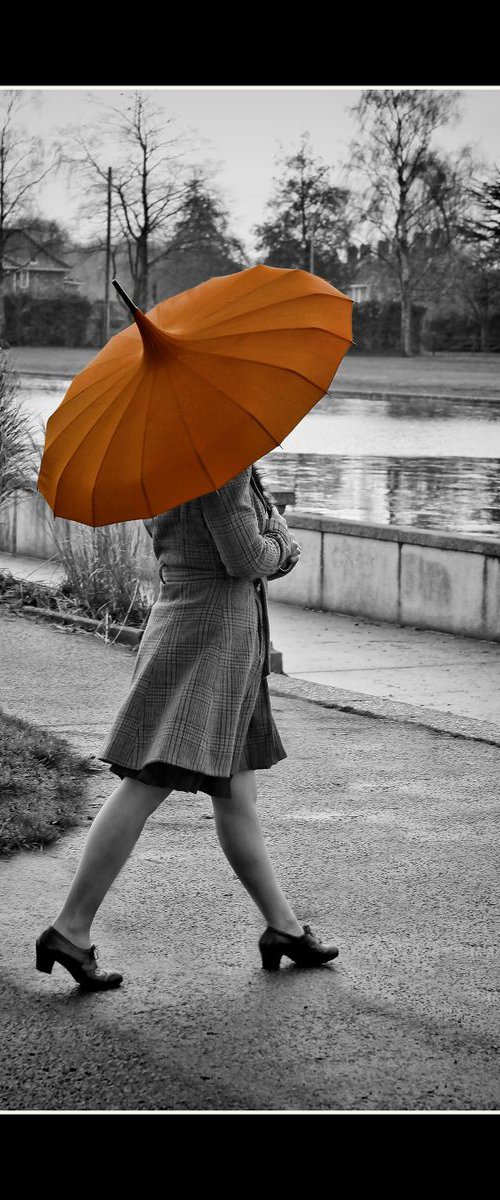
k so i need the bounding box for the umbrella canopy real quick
[37,264,354,527]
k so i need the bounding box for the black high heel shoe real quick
[36,926,123,991]
[259,924,339,971]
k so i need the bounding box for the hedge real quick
[351,300,427,354]
[4,293,93,347]
[421,310,500,353]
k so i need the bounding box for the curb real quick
[269,673,500,749]
[18,604,144,646]
[327,388,499,405]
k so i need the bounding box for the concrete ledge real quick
[270,514,500,641]
[287,511,500,557]
[400,544,485,636]
[323,531,399,621]
[328,388,500,405]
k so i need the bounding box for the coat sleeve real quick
[200,467,293,581]
[268,555,299,582]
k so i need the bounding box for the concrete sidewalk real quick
[0,595,499,1111]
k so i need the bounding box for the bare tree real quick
[0,91,61,337]
[447,163,500,350]
[462,164,500,258]
[254,131,353,283]
[55,91,203,309]
[345,89,472,355]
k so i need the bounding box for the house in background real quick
[63,241,138,334]
[343,241,399,305]
[1,228,83,296]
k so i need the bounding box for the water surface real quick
[20,377,500,540]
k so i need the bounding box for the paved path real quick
[0,605,498,1111]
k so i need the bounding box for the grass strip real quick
[0,706,94,856]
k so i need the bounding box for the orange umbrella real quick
[37,264,353,527]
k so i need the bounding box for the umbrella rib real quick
[90,369,155,525]
[178,327,355,350]
[48,364,139,443]
[51,370,147,523]
[162,357,223,495]
[138,366,159,519]
[154,270,285,334]
[174,350,348,393]
[55,360,138,417]
[169,354,321,451]
[176,294,352,337]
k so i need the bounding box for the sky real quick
[6,87,500,259]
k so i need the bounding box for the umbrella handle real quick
[112,278,139,316]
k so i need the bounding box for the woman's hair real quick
[251,463,276,513]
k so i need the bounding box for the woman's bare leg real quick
[211,769,304,935]
[52,777,172,948]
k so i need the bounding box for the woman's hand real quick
[268,505,301,565]
[288,537,302,565]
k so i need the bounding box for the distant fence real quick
[1,489,500,642]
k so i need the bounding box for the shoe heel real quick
[36,943,55,974]
[260,946,283,971]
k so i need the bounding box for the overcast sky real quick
[9,87,500,258]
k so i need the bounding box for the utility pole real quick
[102,166,112,346]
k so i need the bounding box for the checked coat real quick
[97,465,296,781]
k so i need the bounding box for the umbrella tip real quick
[112,278,138,316]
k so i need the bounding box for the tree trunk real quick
[480,318,490,352]
[135,236,149,310]
[397,198,413,357]
[401,291,413,356]
[0,243,5,340]
[0,285,6,343]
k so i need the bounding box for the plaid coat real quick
[97,466,295,778]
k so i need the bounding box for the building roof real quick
[3,227,70,271]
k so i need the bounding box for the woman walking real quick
[36,463,338,990]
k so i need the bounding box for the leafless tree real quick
[55,91,204,310]
[254,131,353,282]
[345,89,475,355]
[445,164,500,350]
[0,91,61,337]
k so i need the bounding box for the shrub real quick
[421,309,500,353]
[351,300,427,354]
[0,346,40,511]
[49,522,155,629]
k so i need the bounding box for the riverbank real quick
[5,346,499,400]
